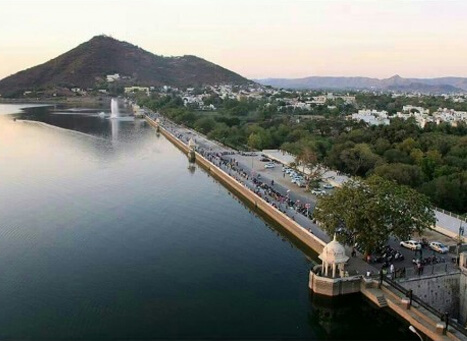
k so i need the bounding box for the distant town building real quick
[310,96,327,105]
[351,109,389,126]
[124,86,150,95]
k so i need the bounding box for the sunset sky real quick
[1,0,466,80]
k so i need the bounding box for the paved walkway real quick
[362,282,466,341]
[435,211,466,241]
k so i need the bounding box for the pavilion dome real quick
[319,234,349,264]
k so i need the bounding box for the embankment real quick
[145,116,326,255]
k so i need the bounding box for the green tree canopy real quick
[194,117,216,135]
[314,176,435,255]
[373,163,424,187]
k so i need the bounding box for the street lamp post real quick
[409,325,423,341]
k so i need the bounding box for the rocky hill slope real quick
[0,35,248,97]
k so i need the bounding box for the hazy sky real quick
[1,0,467,80]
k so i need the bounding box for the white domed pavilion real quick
[319,234,349,278]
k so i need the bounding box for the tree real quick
[295,145,326,188]
[194,117,216,135]
[340,143,382,176]
[373,163,423,187]
[421,172,467,214]
[208,123,230,141]
[247,129,272,150]
[314,176,435,255]
[374,138,391,155]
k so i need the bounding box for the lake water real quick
[0,103,414,339]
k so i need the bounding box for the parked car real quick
[429,241,449,254]
[260,158,271,162]
[264,163,275,169]
[400,240,422,251]
[323,183,334,189]
[311,188,324,195]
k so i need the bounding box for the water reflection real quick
[188,163,196,175]
[110,116,119,142]
[308,293,413,340]
[133,117,145,131]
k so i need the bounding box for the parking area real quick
[231,153,335,200]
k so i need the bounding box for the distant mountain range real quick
[256,75,467,93]
[0,35,249,97]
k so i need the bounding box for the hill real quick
[0,35,249,97]
[256,75,467,93]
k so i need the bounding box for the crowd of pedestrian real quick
[150,113,318,235]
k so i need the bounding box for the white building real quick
[351,109,389,126]
[311,96,327,105]
[106,74,120,82]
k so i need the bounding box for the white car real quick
[264,163,275,169]
[311,189,324,195]
[323,183,334,189]
[429,241,449,254]
[400,240,422,251]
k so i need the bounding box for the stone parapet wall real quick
[309,271,361,296]
[399,273,461,320]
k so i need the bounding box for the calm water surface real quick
[0,103,415,339]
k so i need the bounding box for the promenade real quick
[146,111,457,279]
[145,112,382,275]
